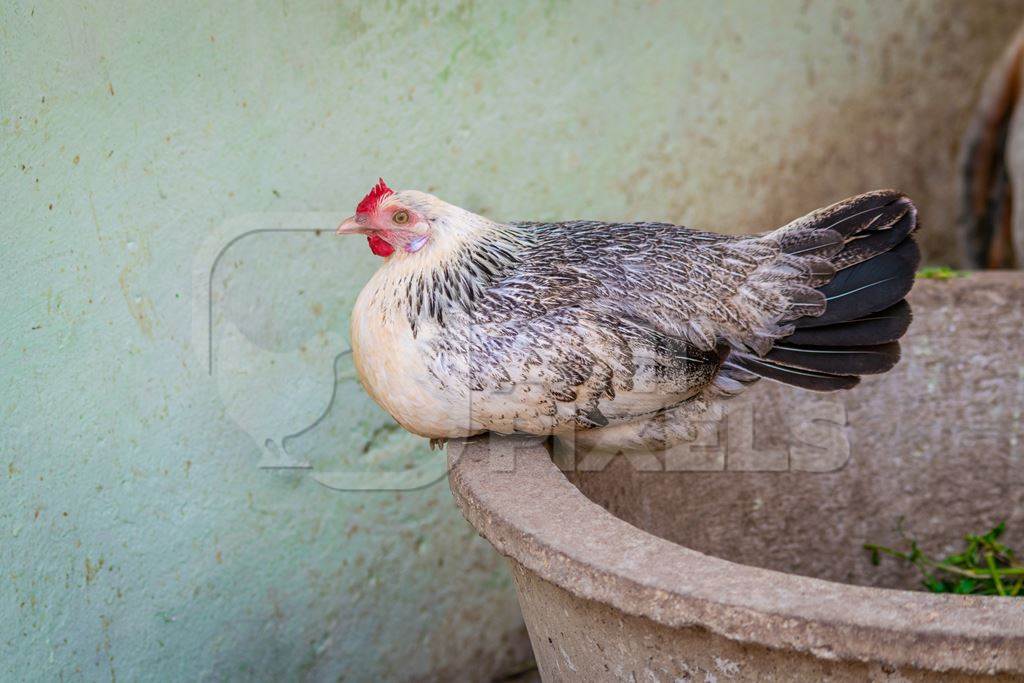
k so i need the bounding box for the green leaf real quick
[867,521,1022,598]
[916,266,967,280]
[909,541,922,563]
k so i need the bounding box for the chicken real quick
[336,179,919,452]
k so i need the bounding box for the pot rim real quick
[448,435,1024,675]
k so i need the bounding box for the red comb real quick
[356,178,394,214]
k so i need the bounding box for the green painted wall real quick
[2,1,1021,680]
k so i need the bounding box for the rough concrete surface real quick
[509,562,1021,683]
[450,274,1024,681]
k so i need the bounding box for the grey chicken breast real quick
[338,180,919,452]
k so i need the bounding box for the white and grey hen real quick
[337,180,919,452]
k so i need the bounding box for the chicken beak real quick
[335,215,366,235]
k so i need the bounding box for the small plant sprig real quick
[865,522,1024,596]
[916,266,968,280]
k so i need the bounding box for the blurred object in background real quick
[959,22,1024,268]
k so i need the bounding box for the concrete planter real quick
[449,273,1024,681]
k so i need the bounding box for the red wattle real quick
[367,234,394,257]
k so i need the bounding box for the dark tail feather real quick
[775,190,915,257]
[764,341,900,375]
[735,191,919,392]
[793,238,920,328]
[725,356,860,392]
[785,301,911,346]
[829,209,916,269]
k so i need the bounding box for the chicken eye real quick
[393,210,410,225]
